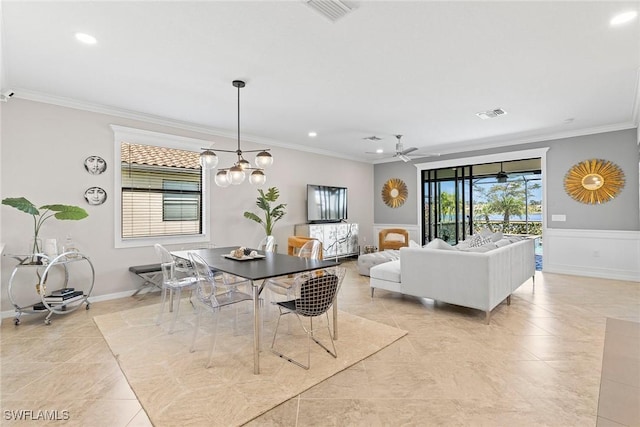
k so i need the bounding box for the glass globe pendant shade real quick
[228,165,246,185]
[249,169,266,185]
[255,151,273,168]
[199,150,218,169]
[214,170,230,187]
[238,158,251,170]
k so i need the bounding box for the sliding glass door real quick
[422,166,472,245]
[422,159,542,245]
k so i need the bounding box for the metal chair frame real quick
[270,267,345,370]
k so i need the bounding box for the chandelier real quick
[200,80,273,187]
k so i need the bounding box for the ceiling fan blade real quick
[400,147,418,155]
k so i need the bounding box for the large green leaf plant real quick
[2,197,89,255]
[243,187,286,236]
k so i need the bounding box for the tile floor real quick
[1,260,639,426]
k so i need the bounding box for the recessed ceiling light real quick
[308,131,317,137]
[376,148,383,154]
[75,32,97,45]
[610,11,638,26]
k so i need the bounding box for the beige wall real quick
[0,99,374,311]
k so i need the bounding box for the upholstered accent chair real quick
[379,228,409,251]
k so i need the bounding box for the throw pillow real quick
[455,241,471,250]
[468,234,492,248]
[479,228,493,238]
[409,240,421,248]
[425,238,458,251]
[385,233,405,242]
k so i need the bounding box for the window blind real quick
[121,142,203,239]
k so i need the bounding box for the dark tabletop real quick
[171,247,339,281]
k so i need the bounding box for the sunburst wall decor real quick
[382,178,408,208]
[564,159,625,205]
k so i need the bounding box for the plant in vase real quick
[243,187,286,245]
[2,197,89,263]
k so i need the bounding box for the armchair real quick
[379,228,409,251]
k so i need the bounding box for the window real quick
[113,126,210,248]
[162,180,200,222]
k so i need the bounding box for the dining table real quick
[171,246,340,374]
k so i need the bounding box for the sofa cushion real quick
[409,239,421,248]
[370,259,401,282]
[495,238,512,248]
[425,238,458,250]
[357,250,400,276]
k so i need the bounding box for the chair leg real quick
[309,313,337,359]
[206,309,220,368]
[270,309,337,370]
[190,309,201,353]
[169,288,182,334]
[156,286,168,325]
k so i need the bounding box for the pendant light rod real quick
[233,80,244,155]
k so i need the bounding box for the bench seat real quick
[129,264,163,296]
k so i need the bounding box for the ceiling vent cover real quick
[306,0,353,22]
[476,108,507,120]
[363,136,382,141]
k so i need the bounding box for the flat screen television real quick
[307,184,348,223]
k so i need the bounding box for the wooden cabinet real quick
[294,223,359,260]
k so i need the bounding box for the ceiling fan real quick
[367,135,436,162]
[496,162,509,183]
[392,135,418,162]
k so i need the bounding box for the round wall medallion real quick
[564,159,625,204]
[382,178,408,208]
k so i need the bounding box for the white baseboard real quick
[543,228,640,282]
[0,289,157,320]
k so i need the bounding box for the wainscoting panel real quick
[544,228,640,282]
[372,224,420,248]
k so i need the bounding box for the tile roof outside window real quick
[121,142,200,169]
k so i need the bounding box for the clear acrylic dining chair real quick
[265,239,321,302]
[270,266,346,369]
[154,244,198,333]
[188,252,254,368]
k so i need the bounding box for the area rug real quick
[94,301,407,426]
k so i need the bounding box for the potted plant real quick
[2,197,89,261]
[243,187,286,237]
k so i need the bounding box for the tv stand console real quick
[295,223,359,260]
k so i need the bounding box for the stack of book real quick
[43,288,84,305]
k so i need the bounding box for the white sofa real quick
[369,236,535,323]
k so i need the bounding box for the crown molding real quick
[13,88,637,165]
[12,89,369,164]
[632,67,640,144]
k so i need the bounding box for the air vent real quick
[363,136,382,141]
[476,108,507,120]
[306,0,353,22]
